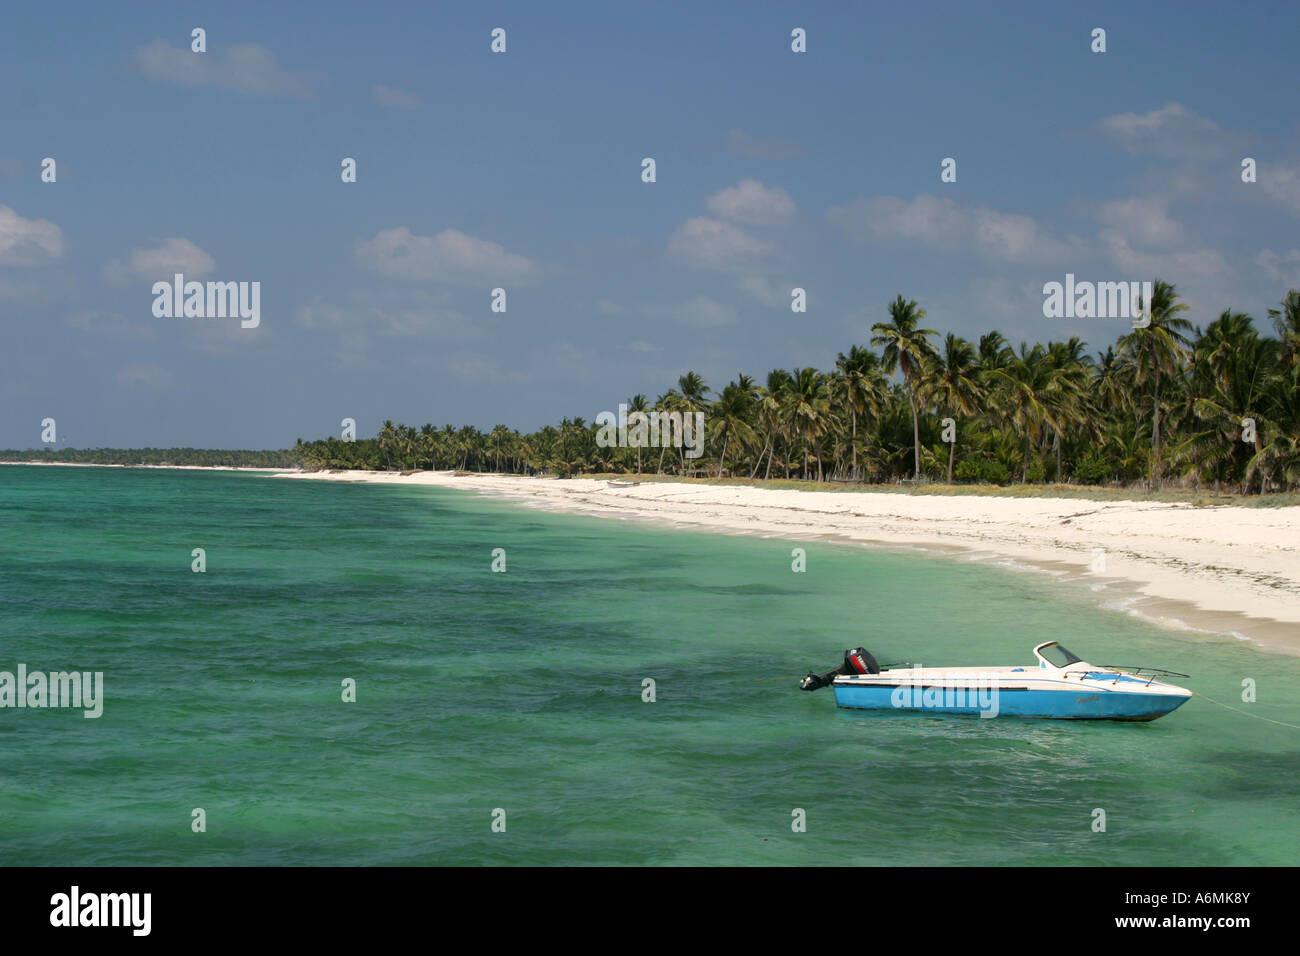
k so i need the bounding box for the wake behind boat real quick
[800,641,1193,721]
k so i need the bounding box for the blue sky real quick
[2,1,1299,448]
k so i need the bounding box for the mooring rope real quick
[1196,692,1300,730]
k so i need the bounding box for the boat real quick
[799,641,1192,721]
[606,480,641,488]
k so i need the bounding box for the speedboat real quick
[799,642,1193,721]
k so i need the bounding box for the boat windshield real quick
[1038,643,1084,667]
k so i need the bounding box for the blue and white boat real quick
[800,642,1192,721]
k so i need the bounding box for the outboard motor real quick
[800,647,880,691]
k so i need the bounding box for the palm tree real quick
[977,331,1013,374]
[674,371,711,475]
[989,343,1055,482]
[653,389,681,474]
[872,295,936,479]
[489,424,512,472]
[418,424,436,470]
[708,380,760,478]
[1117,280,1192,485]
[286,280,1300,492]
[785,367,831,480]
[1246,353,1300,492]
[920,333,982,483]
[1178,311,1267,492]
[378,420,397,470]
[1043,338,1092,481]
[626,394,649,474]
[833,345,888,481]
[1092,346,1131,421]
[1268,289,1300,362]
[400,424,418,469]
[753,369,793,479]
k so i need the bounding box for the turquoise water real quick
[1,465,1297,865]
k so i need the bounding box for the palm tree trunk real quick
[909,389,921,479]
[1151,372,1161,486]
[751,435,770,479]
[850,409,858,481]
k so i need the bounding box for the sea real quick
[1,465,1296,865]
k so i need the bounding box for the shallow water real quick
[0,466,1296,865]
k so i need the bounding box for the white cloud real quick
[1095,197,1186,248]
[972,207,1073,262]
[354,227,539,284]
[437,353,515,383]
[829,194,964,244]
[0,205,65,266]
[0,275,52,302]
[1097,102,1231,159]
[114,364,175,389]
[294,300,347,330]
[131,39,312,97]
[372,84,421,109]
[1260,163,1300,217]
[736,274,786,307]
[68,311,157,340]
[829,194,1075,263]
[706,179,796,226]
[296,295,474,339]
[186,315,273,357]
[1258,249,1300,287]
[1101,232,1228,279]
[366,305,472,335]
[645,296,740,328]
[667,217,771,270]
[103,237,216,285]
[966,276,1052,324]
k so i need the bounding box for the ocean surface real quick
[1,465,1297,866]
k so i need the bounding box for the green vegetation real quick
[0,447,296,468]
[296,282,1300,495]
[8,282,1298,497]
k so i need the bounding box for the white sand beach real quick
[274,470,1300,655]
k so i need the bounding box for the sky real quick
[2,0,1299,449]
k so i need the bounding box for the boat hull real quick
[831,680,1191,721]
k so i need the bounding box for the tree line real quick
[295,281,1300,494]
[0,447,299,468]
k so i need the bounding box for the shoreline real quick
[272,469,1300,657]
[0,461,290,472]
